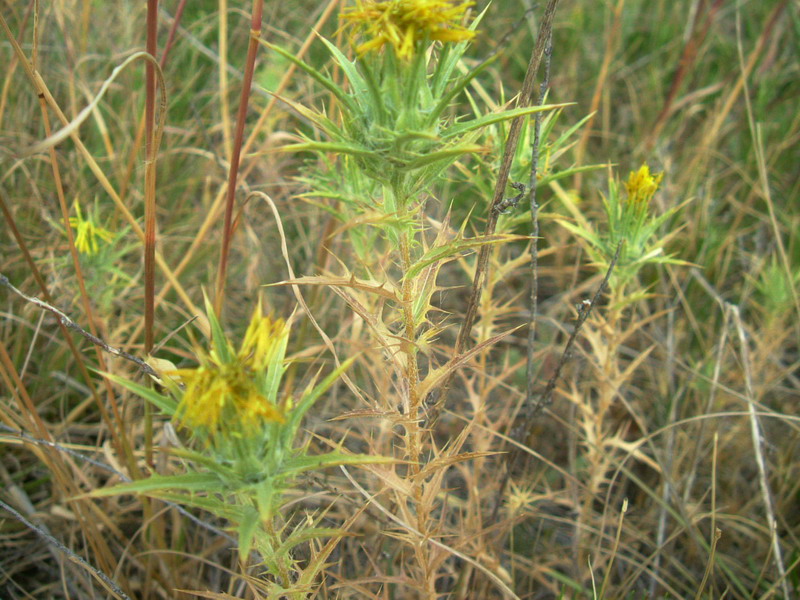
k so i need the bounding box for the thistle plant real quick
[560,164,686,292]
[266,1,563,252]
[261,2,565,593]
[556,165,687,570]
[49,198,135,312]
[266,0,562,440]
[93,298,389,596]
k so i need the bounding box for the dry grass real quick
[1,1,798,598]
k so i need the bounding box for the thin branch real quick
[490,242,622,524]
[526,34,553,405]
[0,274,157,378]
[426,0,561,427]
[520,241,622,433]
[0,499,132,600]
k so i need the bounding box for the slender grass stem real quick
[214,0,265,316]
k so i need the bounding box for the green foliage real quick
[558,165,688,288]
[752,256,800,325]
[263,21,565,247]
[96,302,392,574]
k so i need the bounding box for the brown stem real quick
[143,0,158,353]
[646,0,724,151]
[119,0,188,206]
[143,0,159,479]
[427,0,561,426]
[214,0,264,316]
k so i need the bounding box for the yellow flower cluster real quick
[625,164,663,206]
[69,199,113,255]
[340,0,475,60]
[171,307,286,438]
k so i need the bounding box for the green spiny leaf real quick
[259,40,355,113]
[203,290,233,363]
[405,234,521,281]
[283,141,373,158]
[101,372,178,416]
[276,527,348,555]
[442,103,572,139]
[89,472,224,498]
[283,357,356,445]
[237,505,261,560]
[279,451,394,478]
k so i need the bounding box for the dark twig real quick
[0,423,237,544]
[490,242,622,524]
[493,181,527,215]
[0,498,132,600]
[526,35,553,405]
[516,241,622,443]
[0,274,158,378]
[426,0,562,428]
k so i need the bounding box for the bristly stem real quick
[214,0,265,317]
[399,231,421,475]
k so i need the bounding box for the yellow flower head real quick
[171,306,286,439]
[68,199,114,255]
[340,0,476,60]
[625,164,663,206]
[239,303,287,372]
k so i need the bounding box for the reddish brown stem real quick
[646,0,724,149]
[142,0,160,477]
[160,0,187,65]
[144,0,158,354]
[214,0,265,316]
[119,0,187,205]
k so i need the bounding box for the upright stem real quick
[526,36,553,404]
[143,0,159,481]
[397,205,436,596]
[399,231,420,474]
[143,0,158,354]
[214,0,264,316]
[262,517,293,589]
